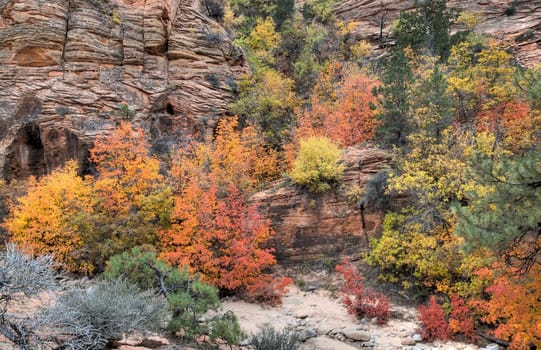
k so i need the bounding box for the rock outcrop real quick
[252,146,390,263]
[0,0,247,180]
[335,0,541,67]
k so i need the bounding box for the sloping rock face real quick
[0,0,247,180]
[252,146,390,263]
[335,0,541,67]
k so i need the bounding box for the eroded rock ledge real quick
[252,146,390,263]
[0,0,247,180]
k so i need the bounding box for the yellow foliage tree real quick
[288,136,344,193]
[4,161,96,273]
[447,39,517,123]
[243,17,281,66]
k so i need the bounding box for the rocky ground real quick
[116,268,499,350]
[113,283,498,350]
[1,269,501,350]
[221,285,484,350]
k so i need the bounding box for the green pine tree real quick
[395,0,457,60]
[453,150,541,270]
[373,48,413,147]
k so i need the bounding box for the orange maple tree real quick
[471,264,541,349]
[83,122,172,270]
[162,117,289,301]
[89,122,170,217]
[295,65,380,147]
[173,117,280,193]
[161,182,278,291]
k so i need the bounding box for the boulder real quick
[342,326,371,342]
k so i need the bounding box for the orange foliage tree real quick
[88,122,173,264]
[161,182,279,293]
[173,117,280,193]
[477,99,541,152]
[90,122,171,218]
[472,264,541,349]
[295,63,379,148]
[448,295,476,343]
[161,117,289,302]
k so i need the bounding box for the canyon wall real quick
[0,0,247,179]
[335,0,541,67]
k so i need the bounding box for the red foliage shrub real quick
[245,276,293,306]
[418,295,450,341]
[161,183,279,296]
[336,262,390,325]
[362,290,391,324]
[448,295,477,343]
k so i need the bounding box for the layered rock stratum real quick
[0,0,247,180]
[336,0,541,67]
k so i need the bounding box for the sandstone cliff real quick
[335,0,541,67]
[252,146,390,263]
[0,0,247,180]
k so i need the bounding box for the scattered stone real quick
[361,340,375,347]
[238,338,251,346]
[139,336,169,348]
[481,344,499,350]
[342,327,371,341]
[304,336,360,350]
[121,336,143,346]
[302,285,319,292]
[335,333,346,341]
[298,328,318,342]
[401,337,417,346]
[294,311,309,319]
[412,333,423,342]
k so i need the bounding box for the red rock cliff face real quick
[252,146,390,263]
[0,0,247,180]
[335,0,541,67]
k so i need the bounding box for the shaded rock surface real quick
[251,146,390,263]
[0,0,247,180]
[334,0,541,67]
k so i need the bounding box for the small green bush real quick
[210,311,244,345]
[250,325,300,350]
[289,136,345,193]
[105,247,242,343]
[44,278,166,350]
